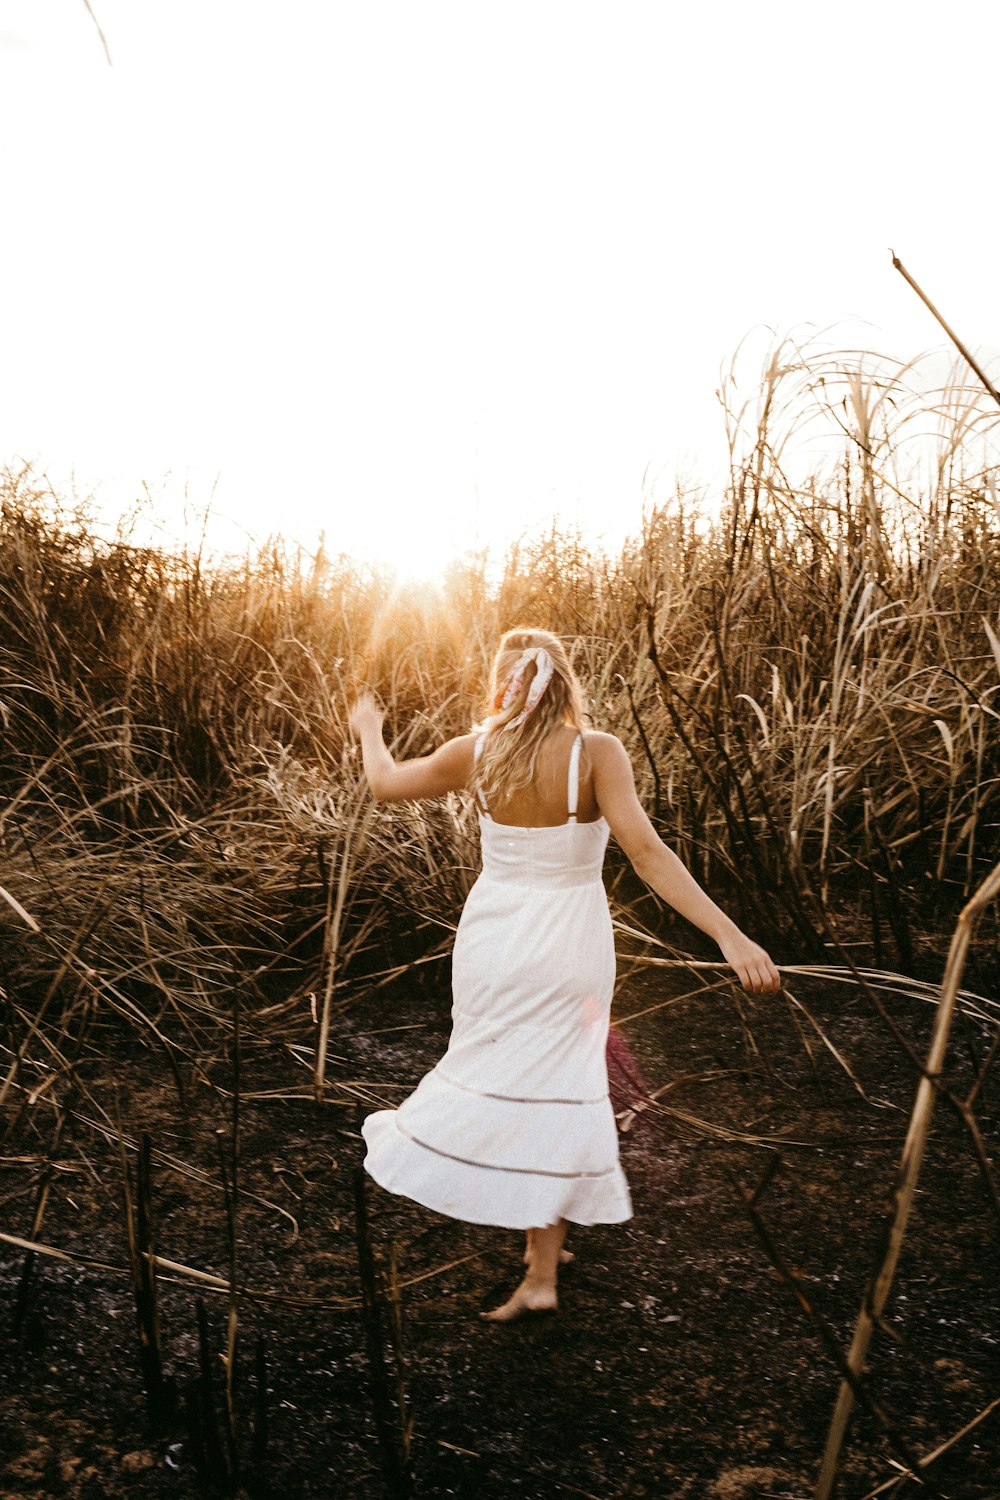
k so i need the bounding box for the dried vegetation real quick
[1,335,998,1497]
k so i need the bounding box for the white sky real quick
[1,1,998,578]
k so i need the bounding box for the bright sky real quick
[2,1,998,578]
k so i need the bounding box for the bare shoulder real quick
[582,729,654,850]
[583,730,633,771]
[583,729,626,753]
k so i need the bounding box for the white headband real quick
[499,647,554,729]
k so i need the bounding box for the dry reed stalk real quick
[732,1162,943,1497]
[250,1334,269,1484]
[352,1166,414,1496]
[814,858,1000,1500]
[216,1127,240,1477]
[0,867,119,1113]
[192,1298,229,1486]
[115,1109,167,1424]
[12,1100,70,1334]
[611,948,937,1106]
[80,1,112,65]
[386,1240,415,1472]
[858,1393,1000,1498]
[13,1092,301,1238]
[890,251,1000,410]
[222,982,242,1466]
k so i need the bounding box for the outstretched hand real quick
[716,930,782,995]
[348,690,384,741]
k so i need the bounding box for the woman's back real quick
[480,724,601,827]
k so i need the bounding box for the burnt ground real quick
[1,952,999,1500]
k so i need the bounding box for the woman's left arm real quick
[349,692,476,802]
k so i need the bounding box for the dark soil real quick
[2,954,998,1500]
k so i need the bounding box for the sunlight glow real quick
[1,1,998,568]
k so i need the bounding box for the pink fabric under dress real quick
[361,733,633,1229]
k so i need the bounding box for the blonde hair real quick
[472,628,588,809]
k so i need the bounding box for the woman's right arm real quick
[588,732,781,995]
[348,692,476,802]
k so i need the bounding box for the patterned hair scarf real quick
[498,647,554,729]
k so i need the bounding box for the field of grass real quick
[1,336,998,1497]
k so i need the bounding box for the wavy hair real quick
[471,628,588,810]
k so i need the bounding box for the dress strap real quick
[567,732,583,824]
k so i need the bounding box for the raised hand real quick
[348,690,384,742]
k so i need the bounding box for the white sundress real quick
[361,731,634,1230]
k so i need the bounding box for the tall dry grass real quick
[1,333,998,1499]
[0,335,997,1063]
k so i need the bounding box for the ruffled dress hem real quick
[362,1111,633,1230]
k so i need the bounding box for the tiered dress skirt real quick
[361,814,633,1229]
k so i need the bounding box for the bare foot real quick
[479,1280,558,1323]
[523,1246,574,1265]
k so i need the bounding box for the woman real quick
[349,628,780,1323]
